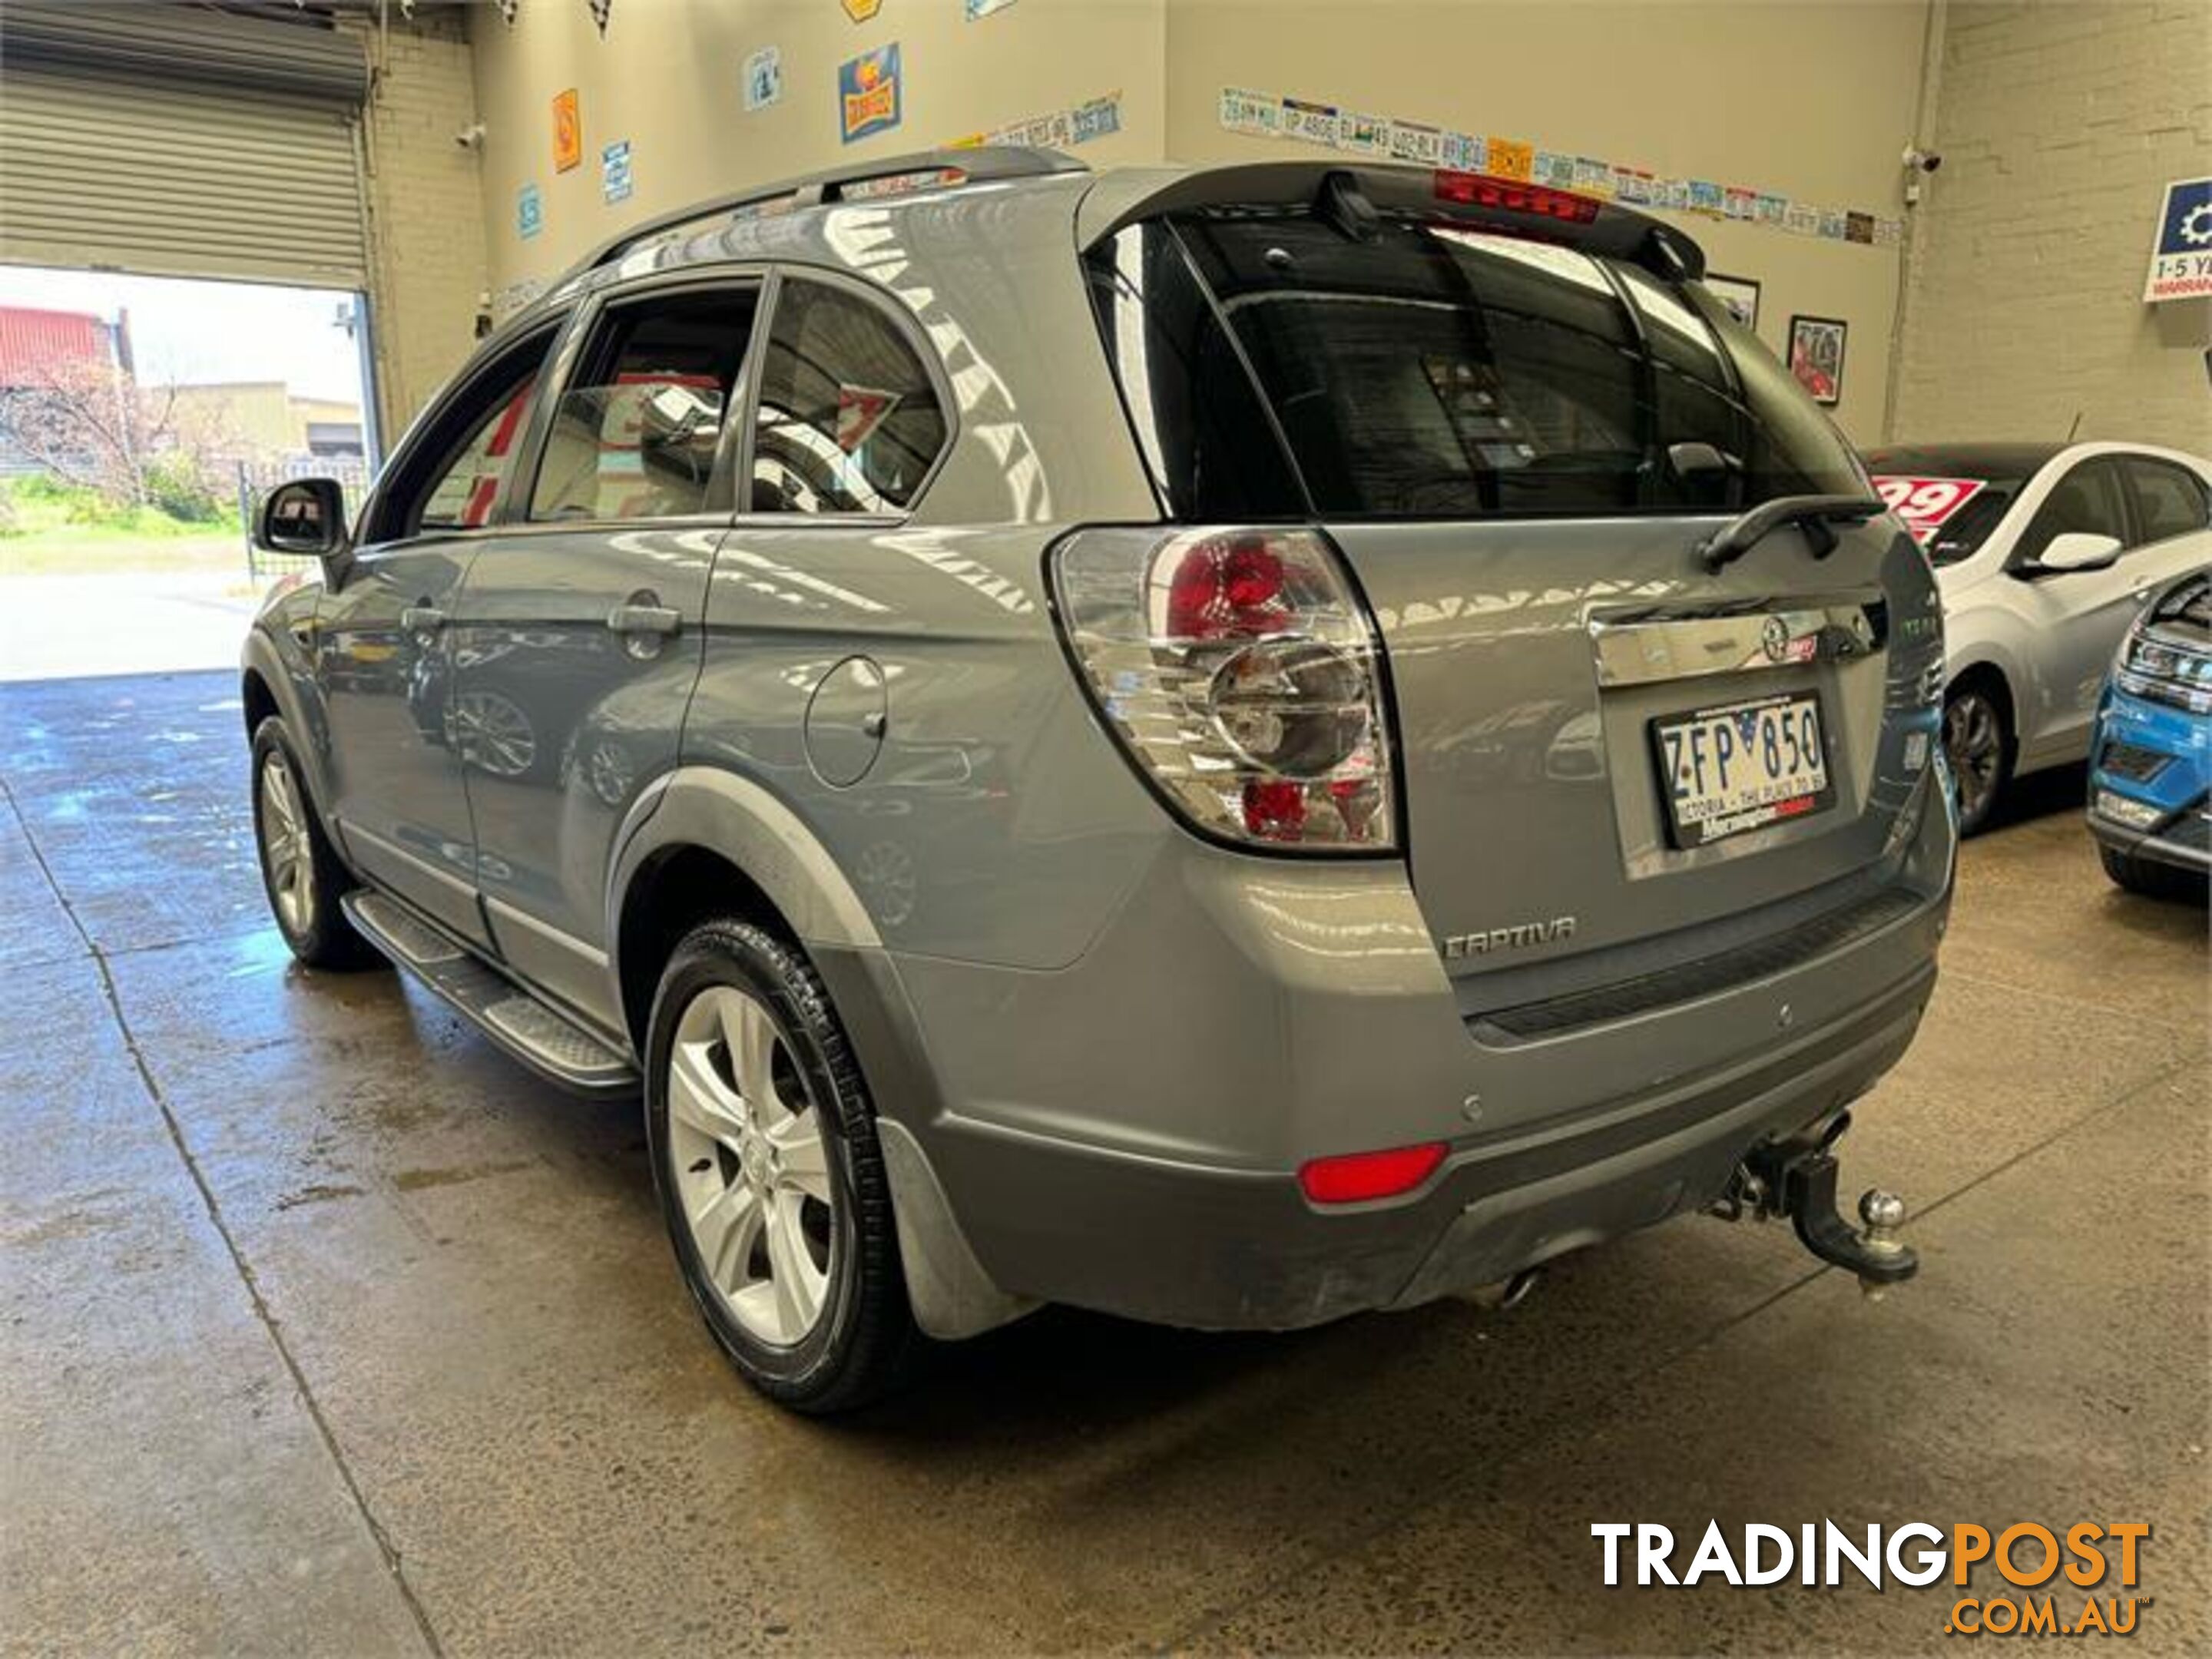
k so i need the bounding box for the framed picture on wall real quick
[1787,314,1847,406]
[1704,273,1761,332]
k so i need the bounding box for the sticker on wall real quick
[601,140,633,204]
[588,0,612,36]
[1388,119,1441,165]
[517,183,544,240]
[744,45,783,111]
[1219,86,1280,136]
[1486,138,1534,183]
[1212,81,1902,256]
[1280,98,1338,147]
[840,0,882,22]
[2145,177,2212,302]
[946,90,1122,151]
[495,0,517,23]
[965,0,1018,18]
[553,88,582,171]
[839,42,902,144]
[1787,314,1847,407]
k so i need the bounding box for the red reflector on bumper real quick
[1298,1141,1448,1204]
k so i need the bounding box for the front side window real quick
[530,286,758,522]
[394,328,560,537]
[750,280,947,514]
[2018,460,2129,564]
[2124,458,2210,547]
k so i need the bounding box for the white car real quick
[1866,441,2212,833]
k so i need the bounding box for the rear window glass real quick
[1085,207,1865,521]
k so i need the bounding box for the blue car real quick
[2088,567,2211,899]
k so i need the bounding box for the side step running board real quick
[343,890,638,1098]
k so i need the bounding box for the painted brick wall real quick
[1894,1,2212,450]
[339,10,491,442]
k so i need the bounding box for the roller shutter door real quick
[0,2,370,289]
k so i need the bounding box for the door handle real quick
[607,603,683,637]
[400,604,446,636]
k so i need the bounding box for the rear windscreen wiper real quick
[1699,494,1886,572]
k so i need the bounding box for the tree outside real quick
[0,272,368,580]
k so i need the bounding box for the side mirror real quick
[253,478,351,579]
[2029,531,2122,575]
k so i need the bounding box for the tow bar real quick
[1710,1113,1919,1298]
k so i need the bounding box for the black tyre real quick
[644,919,916,1413]
[249,717,381,971]
[1942,680,2012,836]
[2099,843,2209,902]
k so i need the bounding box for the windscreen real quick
[1085,207,1866,522]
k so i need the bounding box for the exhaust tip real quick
[1462,1267,1543,1313]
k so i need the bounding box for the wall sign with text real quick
[839,43,902,144]
[2144,177,2212,303]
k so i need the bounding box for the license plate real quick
[1651,691,1833,848]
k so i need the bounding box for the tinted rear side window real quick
[1087,206,1865,521]
[750,279,946,515]
[2125,458,2210,545]
[1085,222,1308,521]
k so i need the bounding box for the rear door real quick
[2121,452,2212,587]
[1091,191,1940,1006]
[319,323,560,945]
[447,277,760,1031]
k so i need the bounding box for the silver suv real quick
[246,151,1955,1411]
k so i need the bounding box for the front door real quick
[449,280,760,1031]
[320,325,561,945]
[2005,457,2152,760]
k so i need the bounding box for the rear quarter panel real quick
[682,522,1166,969]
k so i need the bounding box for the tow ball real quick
[1711,1114,1919,1298]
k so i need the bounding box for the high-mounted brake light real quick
[1299,1143,1448,1205]
[1051,527,1396,851]
[1432,170,1602,224]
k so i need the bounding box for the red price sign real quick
[1873,475,1987,545]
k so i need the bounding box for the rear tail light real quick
[1050,527,1396,851]
[1299,1142,1447,1205]
[1433,170,1602,224]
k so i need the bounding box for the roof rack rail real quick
[578,146,1088,273]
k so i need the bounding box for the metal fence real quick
[236,456,373,580]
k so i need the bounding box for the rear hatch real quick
[1081,164,1945,1012]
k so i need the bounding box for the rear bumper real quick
[922,958,1932,1330]
[840,774,1952,1333]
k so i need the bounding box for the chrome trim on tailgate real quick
[1590,599,1883,688]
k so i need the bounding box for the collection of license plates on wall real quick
[1218,84,1904,249]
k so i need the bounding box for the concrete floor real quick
[0,572,264,684]
[2,667,2205,1656]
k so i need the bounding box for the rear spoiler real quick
[1075,160,1705,281]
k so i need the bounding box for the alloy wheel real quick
[257,750,316,938]
[1943,691,2003,824]
[666,984,836,1347]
